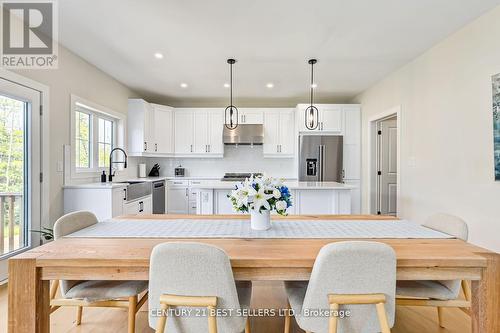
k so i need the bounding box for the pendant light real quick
[224,59,239,130]
[305,59,319,130]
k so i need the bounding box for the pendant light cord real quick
[310,61,314,107]
[230,61,233,106]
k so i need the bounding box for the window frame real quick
[70,95,126,180]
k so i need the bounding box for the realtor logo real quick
[1,0,58,68]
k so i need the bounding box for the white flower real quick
[251,187,273,211]
[275,200,287,212]
[272,188,281,199]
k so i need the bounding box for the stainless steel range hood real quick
[223,124,264,145]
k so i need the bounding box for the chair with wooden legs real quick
[50,211,148,333]
[396,213,471,327]
[149,242,252,333]
[284,241,396,333]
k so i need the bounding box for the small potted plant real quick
[228,175,292,230]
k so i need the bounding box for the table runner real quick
[66,219,453,239]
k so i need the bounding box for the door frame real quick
[0,69,50,276]
[367,105,401,216]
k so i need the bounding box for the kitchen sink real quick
[125,181,151,202]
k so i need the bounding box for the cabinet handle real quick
[144,142,147,151]
[205,145,207,153]
[190,144,193,152]
[279,145,282,153]
[277,145,279,153]
[185,188,188,196]
[123,189,127,201]
[208,144,211,152]
[155,143,158,152]
[139,201,144,213]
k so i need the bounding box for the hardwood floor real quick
[0,282,470,332]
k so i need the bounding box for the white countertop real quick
[190,180,353,190]
[63,176,168,189]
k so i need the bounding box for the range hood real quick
[223,124,264,145]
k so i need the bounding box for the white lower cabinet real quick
[123,196,152,215]
[196,189,351,215]
[214,190,235,214]
[167,186,189,214]
[64,186,127,221]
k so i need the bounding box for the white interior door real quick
[0,77,41,281]
[377,117,398,216]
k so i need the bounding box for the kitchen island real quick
[191,181,353,215]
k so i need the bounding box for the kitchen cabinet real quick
[123,196,152,215]
[151,104,174,154]
[239,109,264,124]
[64,185,128,221]
[128,99,174,156]
[167,186,189,214]
[263,109,295,157]
[297,104,343,133]
[196,187,351,215]
[174,109,224,157]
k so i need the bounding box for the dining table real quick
[7,214,499,333]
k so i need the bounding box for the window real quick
[71,96,122,175]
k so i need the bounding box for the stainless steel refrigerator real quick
[299,135,343,182]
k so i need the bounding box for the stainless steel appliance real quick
[223,124,264,145]
[221,172,263,181]
[152,180,166,214]
[299,135,343,182]
[174,165,185,177]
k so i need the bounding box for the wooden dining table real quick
[7,214,500,333]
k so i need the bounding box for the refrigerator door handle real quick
[318,145,324,181]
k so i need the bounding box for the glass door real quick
[0,77,41,282]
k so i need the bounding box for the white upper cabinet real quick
[128,99,153,155]
[174,110,194,154]
[174,108,224,157]
[151,104,174,154]
[239,108,264,124]
[297,104,344,134]
[263,109,295,158]
[128,99,173,156]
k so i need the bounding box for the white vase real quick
[250,210,271,230]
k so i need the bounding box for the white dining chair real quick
[396,213,471,327]
[49,211,148,333]
[284,241,396,333]
[149,242,252,333]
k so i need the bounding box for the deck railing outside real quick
[0,193,23,255]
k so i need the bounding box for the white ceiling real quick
[59,0,500,106]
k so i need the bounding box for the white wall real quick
[12,45,138,224]
[353,6,500,252]
[145,145,296,178]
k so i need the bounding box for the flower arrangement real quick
[228,175,292,215]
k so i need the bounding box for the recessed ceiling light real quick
[224,83,230,88]
[311,83,318,89]
[180,83,188,88]
[266,83,274,88]
[154,52,164,59]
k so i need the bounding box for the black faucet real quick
[108,147,128,182]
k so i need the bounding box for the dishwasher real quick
[152,180,166,214]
